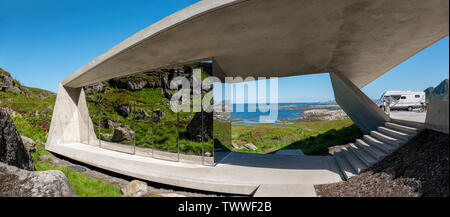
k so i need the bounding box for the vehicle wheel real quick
[407,106,413,111]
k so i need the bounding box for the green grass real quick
[1,67,123,197]
[231,118,363,154]
[30,145,122,197]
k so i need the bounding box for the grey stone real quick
[243,143,257,151]
[116,105,133,118]
[20,136,36,153]
[0,162,75,197]
[111,126,135,142]
[122,180,148,197]
[0,108,35,171]
[66,165,87,172]
[161,193,186,197]
[83,81,106,94]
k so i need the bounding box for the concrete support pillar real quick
[330,72,390,134]
[46,83,96,148]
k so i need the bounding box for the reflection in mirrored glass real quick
[133,105,154,158]
[213,102,232,164]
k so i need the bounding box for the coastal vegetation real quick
[1,67,122,197]
[231,118,363,154]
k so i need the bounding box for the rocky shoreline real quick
[296,109,348,121]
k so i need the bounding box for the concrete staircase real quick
[333,120,424,180]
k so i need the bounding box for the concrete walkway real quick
[46,143,343,195]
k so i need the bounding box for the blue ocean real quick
[231,103,339,124]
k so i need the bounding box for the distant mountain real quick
[424,78,449,101]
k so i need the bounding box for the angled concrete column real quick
[46,83,96,148]
[330,72,390,134]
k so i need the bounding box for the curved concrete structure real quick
[63,0,448,88]
[46,0,449,196]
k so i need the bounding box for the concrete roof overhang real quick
[62,0,449,88]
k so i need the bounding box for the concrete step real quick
[355,139,388,161]
[348,143,377,167]
[363,135,396,154]
[370,131,404,148]
[340,147,368,174]
[333,151,357,180]
[385,122,420,134]
[378,126,412,141]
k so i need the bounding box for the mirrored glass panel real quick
[132,105,154,158]
[152,99,179,161]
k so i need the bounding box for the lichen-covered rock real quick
[0,108,35,171]
[0,162,75,197]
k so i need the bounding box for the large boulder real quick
[111,126,135,142]
[186,112,213,142]
[0,162,75,197]
[0,108,35,171]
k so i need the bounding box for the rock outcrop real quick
[0,69,22,94]
[0,108,35,171]
[0,162,75,197]
[297,109,348,121]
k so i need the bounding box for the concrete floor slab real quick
[253,184,317,197]
[46,143,343,195]
[389,111,427,123]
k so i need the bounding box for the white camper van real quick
[377,91,426,111]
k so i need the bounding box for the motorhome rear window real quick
[415,95,420,98]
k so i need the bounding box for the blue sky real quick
[0,0,448,102]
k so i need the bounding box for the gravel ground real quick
[315,129,449,197]
[43,153,222,197]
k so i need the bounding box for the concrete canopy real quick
[63,0,448,88]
